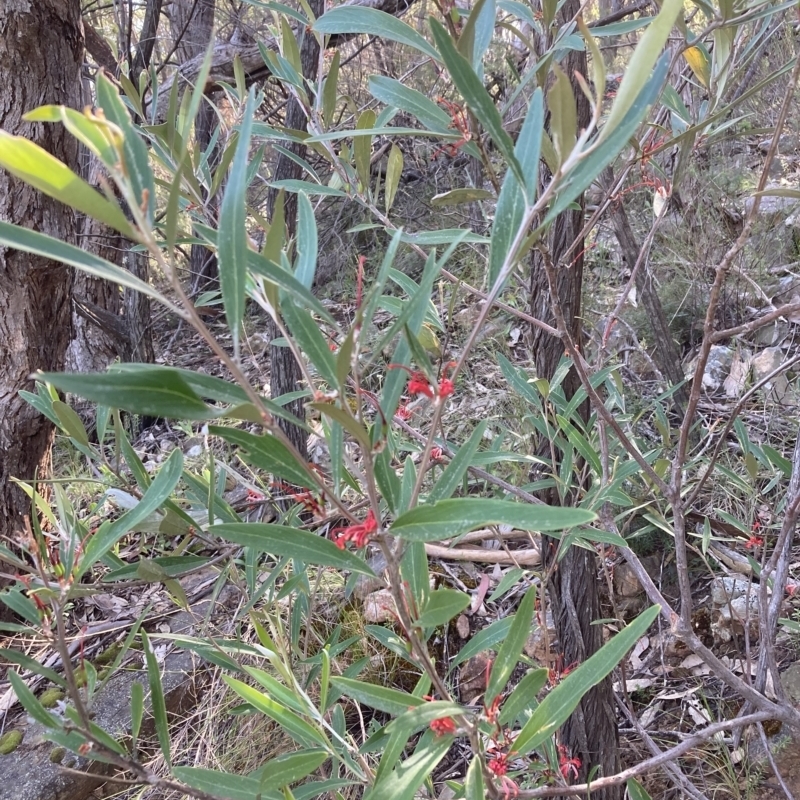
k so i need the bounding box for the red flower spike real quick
[430,446,444,462]
[558,745,581,782]
[488,755,508,777]
[745,535,764,550]
[437,378,454,398]
[429,716,457,737]
[332,510,378,550]
[408,372,434,399]
[396,405,413,421]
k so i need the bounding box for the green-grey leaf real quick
[513,605,659,754]
[313,7,440,61]
[219,88,257,355]
[39,368,211,420]
[391,498,595,542]
[209,523,377,577]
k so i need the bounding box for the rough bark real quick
[530,4,620,795]
[169,0,220,292]
[602,167,689,411]
[0,1,83,539]
[263,0,325,463]
[148,0,420,122]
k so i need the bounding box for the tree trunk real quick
[601,167,689,412]
[169,0,220,292]
[264,0,324,462]
[529,4,620,794]
[0,0,83,539]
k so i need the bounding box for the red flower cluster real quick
[745,535,764,550]
[389,363,457,402]
[558,744,581,781]
[332,510,378,549]
[488,753,509,777]
[429,716,457,737]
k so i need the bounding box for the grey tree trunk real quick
[0,0,83,539]
[264,0,324,462]
[169,0,219,292]
[529,3,620,794]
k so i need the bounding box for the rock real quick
[685,345,733,393]
[710,576,760,606]
[614,563,643,597]
[757,134,799,154]
[710,576,769,643]
[744,186,800,219]
[524,607,556,665]
[752,347,793,402]
[455,614,470,639]
[782,662,800,705]
[458,653,491,704]
[362,589,397,624]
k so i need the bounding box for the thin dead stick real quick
[513,711,779,798]
[424,542,541,565]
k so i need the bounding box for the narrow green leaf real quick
[295,192,317,289]
[486,585,536,704]
[313,7,440,61]
[514,606,660,754]
[39,369,211,420]
[248,250,336,323]
[498,668,547,726]
[488,89,542,286]
[430,421,488,502]
[391,498,595,542]
[280,16,302,74]
[465,755,484,800]
[547,53,669,221]
[626,778,653,800]
[0,133,135,237]
[309,403,371,450]
[52,400,90,447]
[400,540,430,612]
[323,51,341,126]
[142,631,171,767]
[547,65,576,165]
[219,88,257,356]
[209,523,377,577]
[79,449,183,573]
[223,676,329,747]
[600,0,683,141]
[0,223,176,313]
[130,681,144,752]
[254,749,328,788]
[174,767,279,800]
[369,77,452,132]
[26,105,123,171]
[365,733,452,800]
[8,671,60,729]
[458,0,496,71]
[385,144,403,213]
[374,448,401,514]
[488,567,525,602]
[431,188,494,206]
[355,110,376,189]
[281,298,338,387]
[416,588,470,628]
[96,73,155,224]
[209,426,316,489]
[429,18,523,185]
[1,649,66,688]
[331,676,424,716]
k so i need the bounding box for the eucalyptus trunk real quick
[529,1,620,793]
[0,0,83,541]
